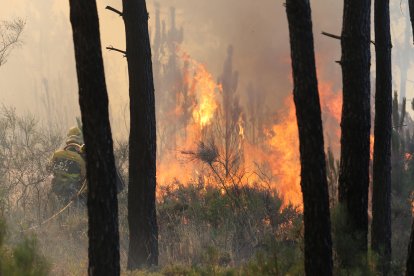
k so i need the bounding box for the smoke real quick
[0,0,342,132]
[150,0,344,110]
[0,1,412,136]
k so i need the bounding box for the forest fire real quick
[3,0,414,273]
[254,81,342,207]
[157,52,343,208]
[266,96,302,206]
[191,64,221,128]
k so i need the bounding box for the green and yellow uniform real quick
[49,127,86,202]
[49,125,125,202]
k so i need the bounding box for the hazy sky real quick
[0,1,412,136]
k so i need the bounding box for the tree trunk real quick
[407,221,414,275]
[285,1,333,275]
[406,2,414,275]
[338,0,371,259]
[122,0,158,269]
[371,0,392,274]
[69,1,120,275]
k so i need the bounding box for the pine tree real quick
[122,0,159,268]
[371,0,392,274]
[69,0,120,274]
[338,0,371,263]
[285,1,333,274]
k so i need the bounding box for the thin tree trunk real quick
[338,0,371,259]
[69,0,120,275]
[372,0,392,274]
[122,0,158,269]
[406,2,414,275]
[285,1,333,275]
[407,220,414,275]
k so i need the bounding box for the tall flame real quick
[267,96,302,206]
[191,66,220,128]
[181,53,220,128]
[157,51,345,208]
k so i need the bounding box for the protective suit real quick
[49,127,86,202]
[49,126,124,203]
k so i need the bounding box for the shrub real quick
[0,219,49,276]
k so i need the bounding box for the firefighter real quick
[49,126,125,204]
[48,126,86,203]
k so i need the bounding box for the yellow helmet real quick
[65,135,83,145]
[67,126,82,137]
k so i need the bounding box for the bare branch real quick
[105,6,123,16]
[106,46,126,57]
[0,18,25,67]
[321,31,376,45]
[321,31,341,40]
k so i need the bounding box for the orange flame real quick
[259,81,342,207]
[191,66,220,128]
[267,96,302,206]
[181,52,220,128]
[157,52,344,208]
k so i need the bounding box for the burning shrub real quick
[181,141,219,165]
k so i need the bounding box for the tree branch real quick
[105,6,123,16]
[321,31,376,45]
[0,19,25,67]
[106,46,126,57]
[321,31,341,40]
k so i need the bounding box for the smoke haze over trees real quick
[4,0,414,274]
[0,0,343,138]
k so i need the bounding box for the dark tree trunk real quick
[338,0,371,258]
[407,221,414,275]
[407,2,414,275]
[69,0,120,275]
[285,1,333,275]
[371,0,392,274]
[122,0,158,269]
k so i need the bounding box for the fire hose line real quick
[21,178,87,233]
[20,178,129,259]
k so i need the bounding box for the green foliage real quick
[153,182,303,275]
[157,181,302,265]
[126,241,303,276]
[0,220,49,276]
[331,205,376,275]
[241,239,303,276]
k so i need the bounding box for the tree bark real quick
[407,2,414,275]
[122,0,158,269]
[69,0,120,275]
[338,0,371,258]
[372,0,392,274]
[407,220,414,275]
[285,1,333,275]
